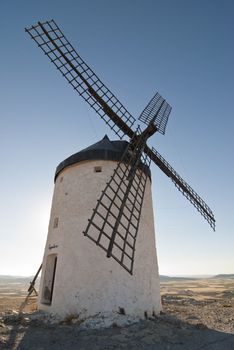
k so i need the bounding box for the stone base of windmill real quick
[75,311,143,329]
[31,310,155,329]
[29,308,161,329]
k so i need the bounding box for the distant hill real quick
[0,275,33,284]
[160,275,198,281]
[160,275,172,281]
[213,274,234,279]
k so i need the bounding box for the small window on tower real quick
[53,217,59,228]
[94,166,102,173]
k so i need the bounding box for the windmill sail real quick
[84,137,151,274]
[145,145,215,230]
[139,92,172,135]
[25,20,135,139]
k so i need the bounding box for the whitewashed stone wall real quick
[38,159,161,319]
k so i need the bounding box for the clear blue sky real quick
[0,0,233,276]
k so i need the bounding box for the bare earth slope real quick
[0,276,233,349]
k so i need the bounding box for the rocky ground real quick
[0,277,234,349]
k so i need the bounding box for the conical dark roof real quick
[55,135,150,180]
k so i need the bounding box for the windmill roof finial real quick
[102,134,109,141]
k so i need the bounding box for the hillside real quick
[213,274,234,279]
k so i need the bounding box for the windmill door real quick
[41,254,57,305]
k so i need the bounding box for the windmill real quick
[25,20,215,320]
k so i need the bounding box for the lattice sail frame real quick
[139,92,172,135]
[146,146,215,230]
[83,130,151,274]
[25,19,136,139]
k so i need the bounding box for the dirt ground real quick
[0,277,234,349]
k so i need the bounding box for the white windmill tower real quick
[37,135,161,319]
[25,20,215,320]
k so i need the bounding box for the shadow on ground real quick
[2,313,234,350]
